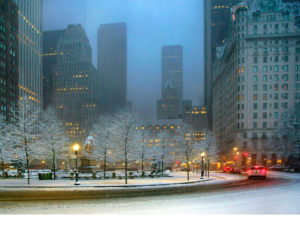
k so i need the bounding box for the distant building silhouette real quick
[97,22,127,113]
[42,30,65,109]
[157,45,183,119]
[54,24,97,140]
[204,0,240,129]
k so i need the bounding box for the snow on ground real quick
[0,171,238,187]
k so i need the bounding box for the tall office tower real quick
[212,0,300,167]
[97,23,127,113]
[157,45,183,119]
[204,0,240,129]
[55,24,97,140]
[13,0,43,111]
[42,30,65,110]
[0,0,18,121]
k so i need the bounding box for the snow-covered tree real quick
[0,116,14,174]
[9,97,41,184]
[90,115,117,178]
[175,122,197,181]
[38,106,70,180]
[277,109,300,163]
[198,130,219,177]
[112,111,139,184]
[148,128,175,176]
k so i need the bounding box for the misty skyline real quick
[43,0,204,119]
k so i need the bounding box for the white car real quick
[5,169,18,177]
[247,166,267,179]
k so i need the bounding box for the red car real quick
[223,167,232,173]
[247,166,268,179]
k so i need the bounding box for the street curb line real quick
[0,177,259,202]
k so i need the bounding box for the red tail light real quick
[247,169,252,173]
[230,168,232,171]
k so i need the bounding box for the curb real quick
[0,178,214,189]
[0,176,258,202]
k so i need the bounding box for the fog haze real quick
[43,0,204,119]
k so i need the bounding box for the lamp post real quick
[201,152,205,178]
[233,147,238,169]
[73,144,80,185]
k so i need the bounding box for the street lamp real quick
[73,144,80,185]
[201,152,205,178]
[233,147,238,169]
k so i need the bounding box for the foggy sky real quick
[43,0,204,119]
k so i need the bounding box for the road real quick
[0,171,300,214]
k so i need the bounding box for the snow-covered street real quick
[0,171,299,214]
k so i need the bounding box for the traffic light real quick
[234,155,238,161]
[175,161,180,165]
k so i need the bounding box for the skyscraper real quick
[97,22,127,113]
[204,0,240,128]
[42,30,65,110]
[0,0,18,121]
[13,0,43,111]
[212,0,300,167]
[157,45,183,119]
[55,24,97,140]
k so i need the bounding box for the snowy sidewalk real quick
[0,172,249,201]
[0,171,224,188]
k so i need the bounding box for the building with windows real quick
[0,0,18,121]
[182,101,208,141]
[13,0,43,112]
[97,23,127,113]
[212,0,300,168]
[42,30,65,110]
[204,0,240,129]
[55,24,97,141]
[157,45,183,119]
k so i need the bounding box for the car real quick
[223,167,232,173]
[230,168,242,174]
[269,165,285,171]
[247,166,267,179]
[283,166,295,173]
[5,169,18,177]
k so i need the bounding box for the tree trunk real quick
[125,145,128,185]
[104,149,107,179]
[1,150,4,179]
[186,154,189,181]
[161,154,164,177]
[25,138,30,185]
[26,153,29,185]
[208,159,210,178]
[141,153,144,177]
[52,148,56,180]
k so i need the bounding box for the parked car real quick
[283,166,295,173]
[78,173,93,179]
[230,168,242,174]
[5,169,18,177]
[223,167,232,173]
[247,166,267,179]
[269,165,285,171]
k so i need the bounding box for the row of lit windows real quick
[42,52,61,57]
[253,65,289,73]
[19,84,37,96]
[135,125,181,130]
[56,87,89,91]
[72,74,89,78]
[18,10,41,35]
[85,104,96,107]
